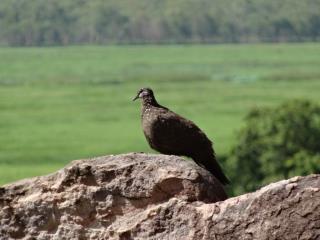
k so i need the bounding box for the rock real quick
[0,153,319,240]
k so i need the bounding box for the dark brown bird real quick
[133,87,230,185]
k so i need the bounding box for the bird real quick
[133,87,230,185]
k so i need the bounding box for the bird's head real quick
[132,88,154,101]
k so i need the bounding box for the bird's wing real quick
[151,111,213,155]
[151,109,230,185]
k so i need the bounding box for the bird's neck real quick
[141,96,162,115]
[142,96,159,107]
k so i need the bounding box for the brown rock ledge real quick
[0,153,319,240]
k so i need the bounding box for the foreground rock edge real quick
[0,153,319,240]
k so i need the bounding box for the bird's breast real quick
[142,111,160,135]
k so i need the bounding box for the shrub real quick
[228,99,320,195]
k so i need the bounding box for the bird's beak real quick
[132,94,139,101]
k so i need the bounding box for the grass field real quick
[1,43,320,185]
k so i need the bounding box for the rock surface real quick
[0,153,319,240]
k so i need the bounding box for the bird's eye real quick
[138,91,145,98]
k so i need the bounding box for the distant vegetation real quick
[227,100,320,195]
[0,0,320,46]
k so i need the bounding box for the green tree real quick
[227,100,320,195]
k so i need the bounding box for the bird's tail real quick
[193,153,230,185]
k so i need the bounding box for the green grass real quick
[1,43,320,185]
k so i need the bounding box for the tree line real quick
[0,0,320,46]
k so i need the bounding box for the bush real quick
[228,99,320,195]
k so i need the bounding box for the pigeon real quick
[133,87,230,185]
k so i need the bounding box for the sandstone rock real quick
[0,153,319,240]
